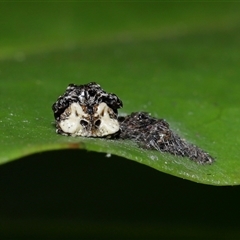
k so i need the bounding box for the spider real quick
[52,82,214,164]
[52,82,122,137]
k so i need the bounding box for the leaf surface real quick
[1,3,240,185]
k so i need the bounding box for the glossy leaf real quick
[1,3,240,185]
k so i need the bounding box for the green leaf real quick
[1,2,240,185]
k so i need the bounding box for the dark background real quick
[1,150,240,239]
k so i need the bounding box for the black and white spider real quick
[52,82,214,164]
[52,82,122,137]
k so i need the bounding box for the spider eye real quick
[80,120,89,127]
[95,119,101,127]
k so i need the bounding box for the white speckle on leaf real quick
[150,155,158,161]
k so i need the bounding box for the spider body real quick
[52,83,214,164]
[52,82,122,137]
